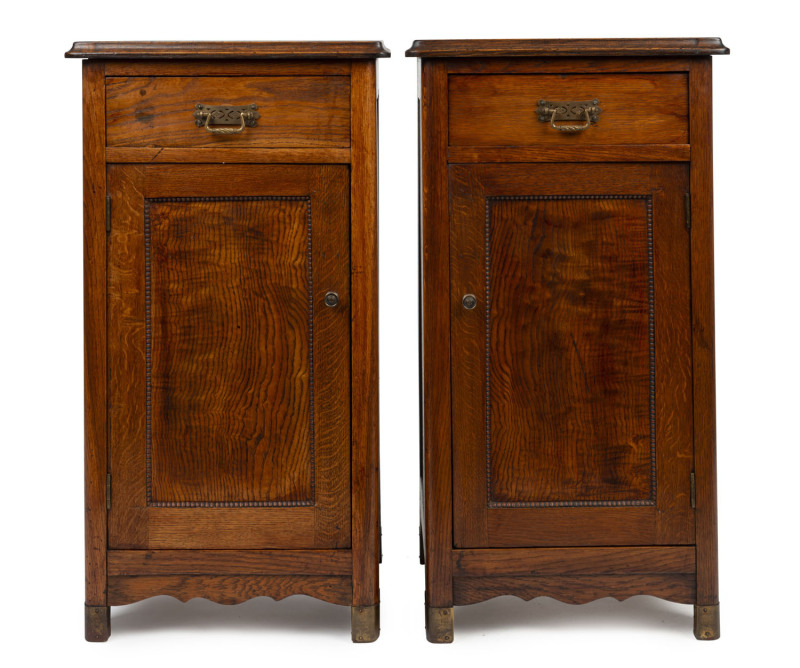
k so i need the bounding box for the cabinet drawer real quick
[448,73,688,146]
[106,76,350,148]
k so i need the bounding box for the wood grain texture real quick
[446,57,694,74]
[108,575,352,606]
[106,147,350,164]
[453,574,696,606]
[449,163,489,547]
[104,60,352,76]
[449,163,693,547]
[420,60,454,608]
[447,145,690,163]
[145,508,317,549]
[690,58,719,607]
[487,506,658,547]
[82,60,107,607]
[140,164,337,198]
[311,167,352,548]
[107,164,147,549]
[652,165,695,546]
[108,550,351,575]
[146,196,314,506]
[108,164,350,549]
[106,76,350,148]
[449,73,688,147]
[454,547,695,576]
[67,41,390,59]
[350,60,380,606]
[406,38,729,58]
[485,196,655,506]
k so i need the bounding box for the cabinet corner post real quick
[82,58,108,616]
[350,59,381,609]
[419,58,455,612]
[689,56,720,612]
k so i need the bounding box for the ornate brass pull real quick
[194,104,260,135]
[537,99,601,133]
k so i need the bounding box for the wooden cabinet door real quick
[450,163,694,548]
[107,164,350,550]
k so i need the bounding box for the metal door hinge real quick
[685,192,691,232]
[690,472,696,509]
[106,473,112,510]
[105,196,111,234]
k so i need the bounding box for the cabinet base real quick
[351,604,380,643]
[694,604,720,640]
[425,605,454,643]
[85,605,110,642]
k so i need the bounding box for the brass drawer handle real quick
[194,104,260,135]
[537,99,601,133]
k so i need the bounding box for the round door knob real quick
[324,291,340,308]
[462,294,477,310]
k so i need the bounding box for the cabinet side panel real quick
[420,60,454,607]
[83,60,108,607]
[350,60,380,606]
[690,57,718,606]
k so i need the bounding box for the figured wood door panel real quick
[148,196,313,506]
[450,163,693,548]
[107,164,350,549]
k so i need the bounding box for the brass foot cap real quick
[352,604,380,643]
[85,605,110,642]
[426,606,454,643]
[694,604,720,640]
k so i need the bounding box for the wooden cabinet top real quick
[65,41,391,60]
[405,38,728,58]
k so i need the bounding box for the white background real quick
[2,1,798,666]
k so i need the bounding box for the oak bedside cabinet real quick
[66,40,389,642]
[407,38,728,641]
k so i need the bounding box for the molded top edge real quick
[65,41,391,59]
[405,38,729,58]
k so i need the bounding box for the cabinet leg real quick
[694,604,720,640]
[85,605,110,642]
[426,605,454,643]
[351,604,380,643]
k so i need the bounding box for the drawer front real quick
[106,76,350,148]
[449,73,688,146]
